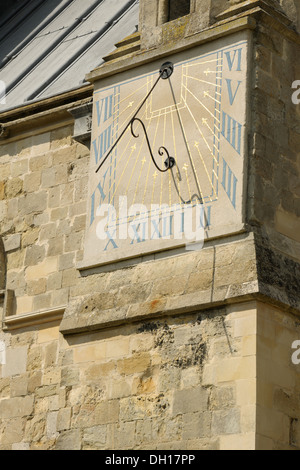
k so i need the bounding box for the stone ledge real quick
[60,231,300,335]
[3,306,66,331]
[85,15,256,83]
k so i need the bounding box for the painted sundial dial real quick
[81,35,248,269]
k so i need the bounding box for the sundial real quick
[80,36,248,269]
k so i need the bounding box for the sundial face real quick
[81,34,249,269]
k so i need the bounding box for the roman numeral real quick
[92,125,112,165]
[221,158,237,209]
[221,111,242,155]
[95,94,113,126]
[225,79,241,106]
[90,169,109,226]
[93,93,115,165]
[225,48,242,72]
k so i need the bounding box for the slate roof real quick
[0,0,139,112]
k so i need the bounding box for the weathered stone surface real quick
[0,396,34,419]
[55,429,81,450]
[2,347,28,378]
[0,0,299,453]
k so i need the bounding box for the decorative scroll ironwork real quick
[131,118,175,172]
[95,62,176,174]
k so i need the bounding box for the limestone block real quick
[172,387,209,416]
[0,396,34,418]
[64,232,83,252]
[58,253,74,271]
[106,337,130,359]
[10,375,28,397]
[11,159,28,178]
[50,126,73,151]
[38,325,60,344]
[117,353,151,376]
[211,408,241,435]
[51,288,69,307]
[35,384,59,398]
[2,346,27,378]
[3,233,21,253]
[18,191,47,216]
[32,293,51,311]
[57,408,71,432]
[12,442,30,450]
[15,296,33,315]
[94,400,120,425]
[73,343,106,364]
[24,414,46,442]
[47,237,63,257]
[5,178,23,198]
[219,432,256,450]
[0,417,25,446]
[31,132,51,156]
[182,411,212,440]
[82,425,107,449]
[43,342,58,369]
[29,154,52,173]
[25,257,58,281]
[27,278,46,296]
[46,411,58,439]
[48,187,60,209]
[60,366,79,387]
[113,421,135,449]
[22,227,39,248]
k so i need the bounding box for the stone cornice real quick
[86,15,257,84]
[85,5,299,85]
[0,86,93,143]
[3,306,65,331]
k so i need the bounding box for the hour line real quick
[170,105,182,206]
[131,110,155,208]
[116,101,135,122]
[113,80,148,109]
[182,164,192,202]
[185,74,222,89]
[174,92,204,203]
[184,57,223,67]
[105,106,148,200]
[118,109,155,221]
[183,84,220,123]
[204,91,221,105]
[145,110,162,207]
[194,142,217,200]
[183,96,219,167]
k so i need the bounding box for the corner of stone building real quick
[242,0,300,313]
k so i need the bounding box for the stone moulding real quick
[60,236,300,336]
[59,285,300,337]
[86,4,300,85]
[3,305,66,331]
[0,87,93,144]
[85,15,256,83]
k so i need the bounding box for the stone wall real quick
[248,4,300,311]
[0,0,299,451]
[256,302,300,450]
[0,301,258,450]
[0,126,89,316]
